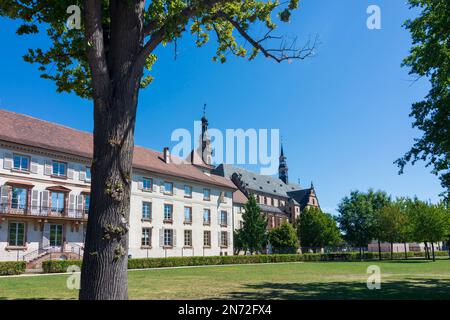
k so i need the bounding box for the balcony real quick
[0,203,88,220]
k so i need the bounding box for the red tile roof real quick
[0,109,236,190]
[233,189,248,204]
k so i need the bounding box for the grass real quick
[0,260,449,300]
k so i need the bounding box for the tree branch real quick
[83,0,110,97]
[218,12,317,63]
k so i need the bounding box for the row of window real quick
[7,222,64,247]
[140,177,213,201]
[141,229,230,248]
[256,195,286,208]
[141,202,228,226]
[1,186,89,215]
[8,153,91,180]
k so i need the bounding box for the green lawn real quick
[0,260,449,300]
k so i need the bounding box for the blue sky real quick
[0,0,443,214]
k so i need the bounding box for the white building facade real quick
[0,109,235,263]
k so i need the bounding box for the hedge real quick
[40,250,449,274]
[0,261,26,276]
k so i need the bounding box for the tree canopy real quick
[268,222,299,254]
[396,0,450,195]
[240,194,268,254]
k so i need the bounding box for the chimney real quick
[163,147,170,164]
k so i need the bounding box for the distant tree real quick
[376,200,410,259]
[240,194,268,255]
[406,198,449,261]
[268,222,299,254]
[233,229,244,255]
[337,190,391,258]
[298,207,342,252]
[396,0,450,194]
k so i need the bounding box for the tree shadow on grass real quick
[225,278,450,300]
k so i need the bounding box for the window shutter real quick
[42,223,50,248]
[67,164,75,179]
[44,161,52,176]
[137,177,143,190]
[41,191,50,215]
[79,169,86,181]
[220,191,225,203]
[152,183,158,193]
[77,195,84,213]
[0,185,10,212]
[159,228,164,247]
[217,211,221,225]
[218,231,221,247]
[227,212,230,226]
[227,232,230,247]
[160,182,165,194]
[3,152,13,170]
[173,186,177,196]
[30,158,38,174]
[31,190,39,214]
[172,229,177,247]
[69,194,76,217]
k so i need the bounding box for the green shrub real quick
[40,250,449,273]
[0,261,26,276]
[42,260,82,273]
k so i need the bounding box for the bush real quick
[0,261,26,276]
[42,260,82,273]
[40,250,450,273]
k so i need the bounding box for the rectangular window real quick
[85,167,91,181]
[49,224,63,247]
[142,202,152,220]
[164,229,173,246]
[11,187,27,210]
[164,182,173,195]
[142,228,151,247]
[164,204,173,222]
[220,231,228,247]
[51,192,65,214]
[13,154,30,171]
[184,185,192,198]
[142,178,152,191]
[203,188,211,201]
[203,231,211,247]
[8,222,25,247]
[84,194,90,214]
[220,211,228,226]
[52,161,67,177]
[184,207,192,224]
[184,230,192,247]
[203,209,211,225]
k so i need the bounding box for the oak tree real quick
[0,0,314,299]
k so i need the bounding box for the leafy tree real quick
[396,0,450,194]
[240,194,268,254]
[0,0,313,299]
[375,200,411,259]
[233,229,244,255]
[268,222,299,254]
[298,207,342,252]
[406,198,449,261]
[337,190,391,257]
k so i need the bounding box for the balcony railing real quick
[0,203,88,219]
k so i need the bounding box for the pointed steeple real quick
[310,181,314,189]
[278,141,288,184]
[200,103,212,165]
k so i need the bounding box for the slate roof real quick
[0,109,236,190]
[288,188,313,210]
[214,164,301,198]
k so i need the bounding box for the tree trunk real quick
[359,247,363,261]
[404,242,408,260]
[378,240,382,261]
[79,93,138,300]
[424,241,429,260]
[390,242,393,260]
[431,242,435,262]
[79,0,144,300]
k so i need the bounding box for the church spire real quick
[279,141,289,184]
[200,103,212,165]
